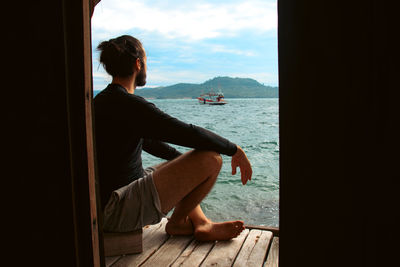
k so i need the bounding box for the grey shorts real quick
[102,167,166,232]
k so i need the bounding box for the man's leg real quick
[152,150,244,241]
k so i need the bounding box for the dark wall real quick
[4,1,96,266]
[279,1,400,266]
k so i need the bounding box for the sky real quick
[91,0,278,91]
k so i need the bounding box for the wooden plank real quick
[106,219,168,266]
[63,0,101,265]
[83,0,101,262]
[105,221,168,266]
[264,237,279,267]
[141,235,194,267]
[233,230,273,267]
[245,224,279,237]
[112,219,170,266]
[105,221,165,266]
[142,219,168,239]
[171,239,215,267]
[200,229,250,267]
[105,256,121,267]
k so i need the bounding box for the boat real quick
[197,90,227,105]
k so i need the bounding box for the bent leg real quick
[153,150,222,219]
[152,150,244,241]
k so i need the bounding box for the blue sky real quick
[91,0,278,90]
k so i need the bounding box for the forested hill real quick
[132,77,278,99]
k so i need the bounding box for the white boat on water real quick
[197,91,227,105]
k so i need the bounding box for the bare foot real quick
[165,217,194,236]
[194,220,245,241]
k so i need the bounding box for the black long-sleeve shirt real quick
[94,83,237,208]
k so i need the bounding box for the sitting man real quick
[94,35,252,241]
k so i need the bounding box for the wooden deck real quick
[105,218,279,267]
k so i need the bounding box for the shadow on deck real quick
[106,218,279,267]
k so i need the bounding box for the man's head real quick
[97,35,146,86]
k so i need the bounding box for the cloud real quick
[92,0,277,41]
[146,69,212,86]
[91,1,278,88]
[92,71,110,79]
[209,44,256,57]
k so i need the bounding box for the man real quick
[94,35,252,241]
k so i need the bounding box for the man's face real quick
[135,54,147,87]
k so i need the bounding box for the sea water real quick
[142,98,279,227]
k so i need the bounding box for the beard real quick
[135,67,147,87]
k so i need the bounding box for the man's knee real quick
[194,150,222,171]
[210,151,223,169]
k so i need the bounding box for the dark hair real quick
[97,35,145,77]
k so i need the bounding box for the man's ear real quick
[136,58,141,71]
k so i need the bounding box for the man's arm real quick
[137,100,252,184]
[142,138,182,160]
[136,99,237,156]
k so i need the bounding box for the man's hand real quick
[231,145,252,185]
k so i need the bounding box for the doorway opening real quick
[91,0,279,228]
